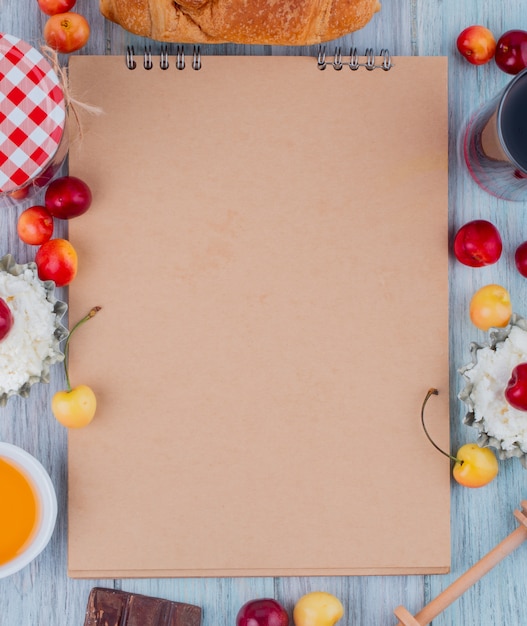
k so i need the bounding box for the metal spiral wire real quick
[125,45,390,72]
[125,45,202,70]
[317,45,393,71]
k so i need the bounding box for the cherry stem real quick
[421,388,460,464]
[63,306,101,392]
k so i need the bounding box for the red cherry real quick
[0,298,14,341]
[456,25,496,66]
[17,206,54,245]
[45,176,92,220]
[236,599,289,626]
[35,239,78,287]
[495,30,527,75]
[453,220,502,267]
[515,241,527,277]
[505,363,527,411]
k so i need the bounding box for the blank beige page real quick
[67,54,450,578]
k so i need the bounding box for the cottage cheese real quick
[0,269,59,395]
[464,325,527,452]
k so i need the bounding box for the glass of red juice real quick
[463,68,527,201]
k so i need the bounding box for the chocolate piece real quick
[84,587,202,626]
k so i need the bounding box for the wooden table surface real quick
[2,1,527,625]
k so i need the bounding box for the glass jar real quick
[461,68,527,201]
[0,33,67,208]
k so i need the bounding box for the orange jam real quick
[0,457,39,566]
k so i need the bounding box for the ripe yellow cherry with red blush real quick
[469,284,512,331]
[52,306,101,429]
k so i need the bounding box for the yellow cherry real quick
[52,384,96,428]
[453,443,499,488]
[52,306,101,429]
[293,591,344,626]
[421,389,499,488]
[469,284,512,331]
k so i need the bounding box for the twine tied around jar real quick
[40,46,103,142]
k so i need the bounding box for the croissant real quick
[99,0,381,46]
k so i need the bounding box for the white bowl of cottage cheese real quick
[459,313,527,468]
[0,255,67,405]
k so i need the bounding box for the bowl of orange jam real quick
[0,442,57,577]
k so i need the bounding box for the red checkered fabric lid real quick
[0,33,66,193]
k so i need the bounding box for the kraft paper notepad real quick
[67,52,450,578]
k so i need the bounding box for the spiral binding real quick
[317,46,392,71]
[125,45,391,72]
[126,45,202,70]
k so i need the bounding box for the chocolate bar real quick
[84,587,202,626]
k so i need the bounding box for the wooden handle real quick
[394,502,527,626]
[393,606,421,625]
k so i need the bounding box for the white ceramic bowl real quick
[0,442,58,578]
